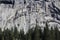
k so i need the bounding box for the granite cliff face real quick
[0,0,60,32]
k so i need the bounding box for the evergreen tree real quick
[54,26,60,40]
[34,19,41,40]
[0,28,2,40]
[34,25,41,40]
[59,30,60,40]
[43,22,50,40]
[49,27,55,40]
[10,27,14,40]
[13,27,19,40]
[3,28,11,40]
[19,29,25,40]
[39,27,42,40]
[27,28,34,40]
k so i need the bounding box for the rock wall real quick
[0,0,60,32]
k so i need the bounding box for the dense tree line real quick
[0,23,60,40]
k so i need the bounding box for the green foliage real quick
[19,29,25,40]
[0,23,60,40]
[34,25,41,40]
[0,28,2,40]
[49,27,55,40]
[43,22,50,40]
[27,28,32,40]
[54,27,60,40]
[13,27,18,40]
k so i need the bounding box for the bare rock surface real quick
[0,0,60,32]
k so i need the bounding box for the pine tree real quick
[49,27,55,40]
[43,22,50,40]
[39,27,42,40]
[19,29,25,40]
[13,27,19,40]
[26,28,32,40]
[0,28,2,40]
[10,27,14,40]
[59,30,60,40]
[3,28,11,40]
[34,25,41,40]
[34,19,41,40]
[54,26,60,40]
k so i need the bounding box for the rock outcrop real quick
[0,0,60,32]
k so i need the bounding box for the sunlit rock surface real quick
[0,0,60,32]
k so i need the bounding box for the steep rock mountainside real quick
[0,0,60,32]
